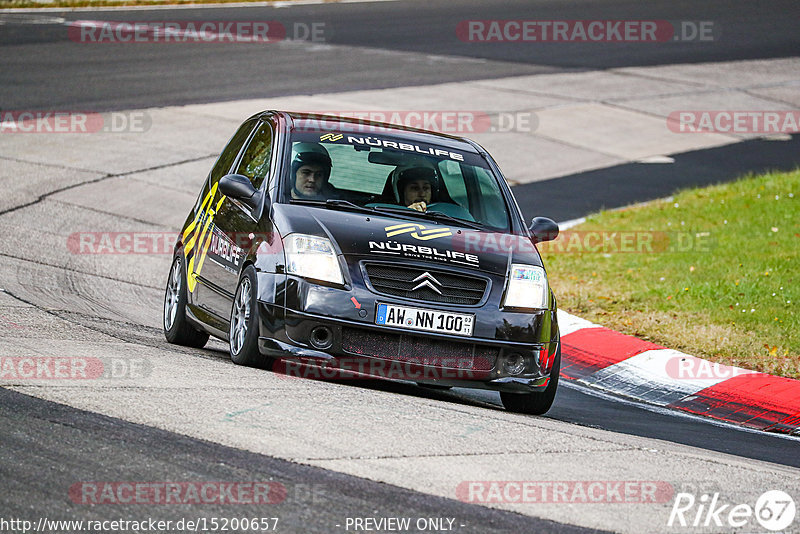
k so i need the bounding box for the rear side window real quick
[437,160,509,229]
[236,122,273,190]
[209,118,257,185]
[437,159,468,208]
[475,167,510,229]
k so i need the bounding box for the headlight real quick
[284,234,344,285]
[502,264,548,309]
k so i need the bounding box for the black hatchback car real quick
[163,111,561,414]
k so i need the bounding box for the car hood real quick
[272,204,543,276]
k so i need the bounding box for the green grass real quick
[544,168,799,378]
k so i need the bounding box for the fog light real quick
[502,352,526,375]
[309,326,333,350]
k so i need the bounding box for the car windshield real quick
[282,127,512,231]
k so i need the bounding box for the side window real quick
[437,160,468,207]
[475,167,509,229]
[209,118,258,185]
[437,161,509,229]
[236,122,273,190]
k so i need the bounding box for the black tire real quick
[229,265,273,369]
[163,253,210,348]
[500,341,561,415]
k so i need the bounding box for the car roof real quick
[259,111,484,154]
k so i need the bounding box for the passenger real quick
[290,143,334,200]
[393,167,438,212]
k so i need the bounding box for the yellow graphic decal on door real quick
[182,182,226,292]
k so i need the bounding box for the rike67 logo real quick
[668,490,796,531]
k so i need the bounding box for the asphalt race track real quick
[1,1,800,533]
[1,0,799,111]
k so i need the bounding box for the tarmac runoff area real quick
[0,56,799,533]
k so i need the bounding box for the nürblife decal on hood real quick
[369,223,479,267]
[368,241,480,267]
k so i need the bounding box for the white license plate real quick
[375,303,474,337]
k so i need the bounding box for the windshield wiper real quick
[372,206,486,230]
[289,198,379,215]
[325,199,376,212]
[289,198,324,205]
[421,210,486,230]
[289,199,487,230]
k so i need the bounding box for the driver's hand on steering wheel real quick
[408,201,427,212]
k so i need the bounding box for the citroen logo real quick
[411,272,442,295]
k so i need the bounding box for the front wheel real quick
[500,342,561,415]
[163,253,209,348]
[229,266,273,369]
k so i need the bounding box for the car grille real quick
[341,327,497,371]
[363,263,487,305]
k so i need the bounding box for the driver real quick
[290,143,334,200]
[392,167,438,212]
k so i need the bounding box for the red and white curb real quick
[557,310,800,436]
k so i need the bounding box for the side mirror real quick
[529,217,559,243]
[219,174,263,212]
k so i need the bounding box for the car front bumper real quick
[257,303,558,393]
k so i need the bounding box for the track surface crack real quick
[0,153,215,217]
